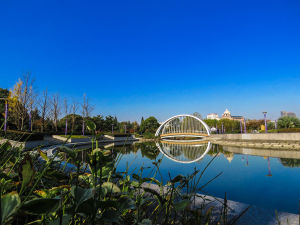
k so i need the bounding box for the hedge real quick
[0,130,44,141]
[260,128,300,133]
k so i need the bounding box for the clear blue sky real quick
[0,0,299,122]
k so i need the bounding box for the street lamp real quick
[0,98,8,132]
[263,112,268,133]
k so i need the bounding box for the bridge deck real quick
[161,132,209,137]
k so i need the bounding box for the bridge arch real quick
[155,114,211,138]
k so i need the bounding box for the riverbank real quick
[207,133,300,150]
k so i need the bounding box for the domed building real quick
[221,109,244,122]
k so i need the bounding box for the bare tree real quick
[9,73,35,131]
[39,89,49,132]
[51,94,60,132]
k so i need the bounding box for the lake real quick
[110,141,300,214]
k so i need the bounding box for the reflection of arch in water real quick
[156,141,212,164]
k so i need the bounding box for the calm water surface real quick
[112,141,300,214]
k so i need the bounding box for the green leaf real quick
[48,214,71,225]
[100,209,121,224]
[132,173,141,181]
[143,187,165,206]
[1,191,21,224]
[102,182,120,194]
[174,199,190,211]
[19,154,35,194]
[118,196,135,211]
[171,175,185,184]
[142,177,161,185]
[86,120,96,132]
[71,186,94,210]
[22,198,60,215]
[57,146,77,159]
[38,149,49,162]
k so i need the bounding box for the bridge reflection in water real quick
[156,140,212,163]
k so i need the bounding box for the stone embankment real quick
[141,183,299,225]
[207,133,300,150]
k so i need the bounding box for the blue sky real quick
[0,0,300,122]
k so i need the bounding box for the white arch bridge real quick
[155,114,211,139]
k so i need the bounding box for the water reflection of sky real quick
[115,142,300,214]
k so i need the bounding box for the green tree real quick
[104,115,118,132]
[58,114,83,134]
[91,115,106,132]
[140,116,160,134]
[278,116,300,129]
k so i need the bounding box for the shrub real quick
[109,133,132,137]
[0,130,44,141]
[259,128,300,133]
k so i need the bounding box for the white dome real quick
[224,109,231,114]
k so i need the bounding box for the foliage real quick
[261,128,300,133]
[140,116,160,134]
[277,116,300,129]
[0,130,44,141]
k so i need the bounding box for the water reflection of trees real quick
[279,158,300,168]
[112,142,160,160]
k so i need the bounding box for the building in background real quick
[221,109,244,122]
[280,111,296,118]
[206,113,220,120]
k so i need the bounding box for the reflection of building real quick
[206,113,220,120]
[222,109,244,122]
[281,111,296,118]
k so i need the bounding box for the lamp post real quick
[263,112,268,133]
[0,98,8,132]
[221,123,224,134]
[243,119,247,134]
[275,120,277,130]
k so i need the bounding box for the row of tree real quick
[204,116,300,133]
[0,73,161,135]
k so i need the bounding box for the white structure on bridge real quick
[155,114,211,139]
